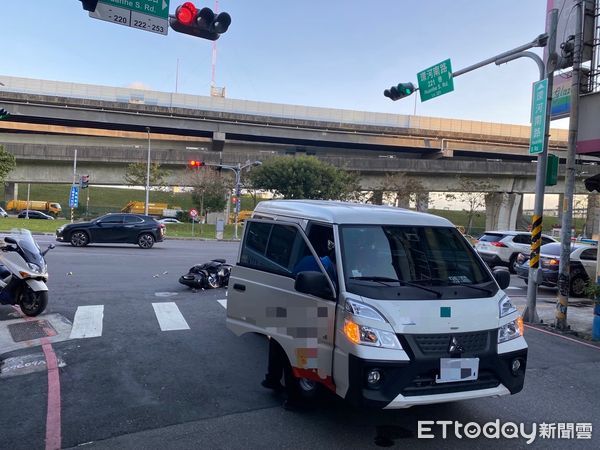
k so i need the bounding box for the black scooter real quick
[179,259,232,289]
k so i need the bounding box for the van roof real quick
[253,200,453,227]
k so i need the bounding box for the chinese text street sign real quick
[90,0,170,35]
[417,59,454,102]
[530,78,548,155]
[69,185,79,209]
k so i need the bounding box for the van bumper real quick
[344,348,527,409]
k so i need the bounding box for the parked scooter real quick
[0,229,54,316]
[179,259,232,289]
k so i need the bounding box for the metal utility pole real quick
[145,127,151,216]
[556,0,584,331]
[25,183,30,219]
[217,160,262,239]
[71,149,77,224]
[521,9,558,323]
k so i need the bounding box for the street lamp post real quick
[219,160,261,239]
[145,127,151,216]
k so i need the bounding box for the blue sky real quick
[1,1,554,126]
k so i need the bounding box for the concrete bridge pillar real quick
[485,192,522,231]
[3,182,18,205]
[396,192,410,209]
[371,190,383,205]
[416,192,429,212]
[584,194,600,238]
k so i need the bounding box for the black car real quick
[56,213,165,249]
[18,210,55,220]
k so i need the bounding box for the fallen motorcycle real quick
[179,259,232,289]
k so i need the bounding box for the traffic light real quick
[170,2,232,40]
[0,108,9,120]
[545,154,559,186]
[80,175,90,189]
[79,0,99,12]
[384,82,416,101]
[188,160,204,169]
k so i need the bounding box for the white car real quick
[158,218,182,224]
[475,231,557,273]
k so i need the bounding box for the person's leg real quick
[261,337,284,390]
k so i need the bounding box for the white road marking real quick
[217,299,227,309]
[154,292,178,297]
[152,302,190,331]
[69,305,104,339]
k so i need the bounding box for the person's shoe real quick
[261,378,283,391]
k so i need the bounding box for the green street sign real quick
[529,78,548,155]
[101,0,169,19]
[417,59,454,102]
[90,0,170,35]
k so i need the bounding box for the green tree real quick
[248,156,360,200]
[188,168,228,216]
[445,177,499,234]
[379,172,426,208]
[0,145,16,183]
[124,162,170,190]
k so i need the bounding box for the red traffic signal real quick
[170,2,231,40]
[188,160,204,169]
[175,2,197,25]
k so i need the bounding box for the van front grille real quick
[406,331,491,356]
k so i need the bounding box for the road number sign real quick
[417,59,454,102]
[90,0,170,35]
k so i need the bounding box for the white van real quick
[226,200,527,409]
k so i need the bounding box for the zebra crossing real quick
[69,300,227,339]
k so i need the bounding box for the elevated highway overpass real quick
[1,75,599,231]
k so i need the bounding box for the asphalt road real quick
[0,237,599,449]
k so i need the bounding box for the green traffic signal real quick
[383,82,416,101]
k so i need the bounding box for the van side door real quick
[226,219,337,390]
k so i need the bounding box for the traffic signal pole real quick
[384,25,559,323]
[556,0,584,331]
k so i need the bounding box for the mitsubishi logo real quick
[448,336,464,355]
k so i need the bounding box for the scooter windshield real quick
[8,229,45,267]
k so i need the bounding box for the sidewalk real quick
[512,295,596,340]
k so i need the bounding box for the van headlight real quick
[343,319,402,349]
[499,296,517,317]
[498,316,524,343]
[343,300,401,349]
[345,299,385,322]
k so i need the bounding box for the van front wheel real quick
[284,365,321,401]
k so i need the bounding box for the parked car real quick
[0,207,8,217]
[158,218,182,224]
[475,231,557,273]
[17,210,55,220]
[515,242,597,297]
[56,213,165,249]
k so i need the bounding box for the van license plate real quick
[435,358,479,384]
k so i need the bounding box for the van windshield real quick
[340,225,495,300]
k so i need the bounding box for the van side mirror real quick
[493,268,510,290]
[294,271,335,300]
